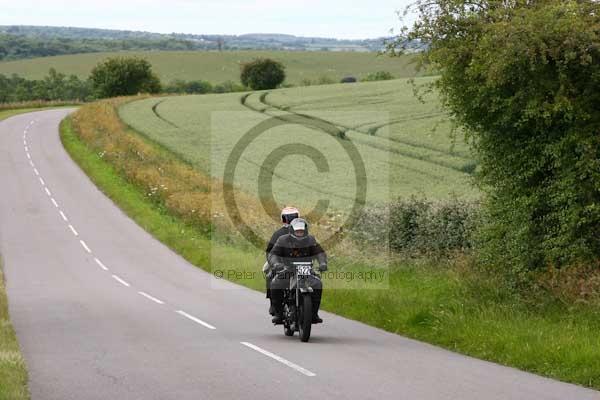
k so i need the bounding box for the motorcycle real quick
[280,261,320,342]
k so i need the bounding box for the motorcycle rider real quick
[263,207,300,315]
[268,218,327,324]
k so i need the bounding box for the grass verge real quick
[61,102,600,390]
[0,256,29,400]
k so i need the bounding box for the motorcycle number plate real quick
[297,265,312,276]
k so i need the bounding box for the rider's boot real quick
[271,303,284,324]
[272,311,284,324]
[268,299,276,316]
[312,290,323,323]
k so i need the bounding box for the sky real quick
[0,0,416,39]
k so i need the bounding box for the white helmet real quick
[290,218,309,239]
[281,206,299,225]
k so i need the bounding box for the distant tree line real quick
[0,33,215,61]
[0,26,397,57]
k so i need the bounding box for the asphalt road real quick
[0,109,598,400]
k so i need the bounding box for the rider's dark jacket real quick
[265,225,291,258]
[268,233,327,272]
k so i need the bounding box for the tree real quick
[389,1,600,272]
[90,57,161,98]
[240,58,286,90]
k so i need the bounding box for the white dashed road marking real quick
[94,258,109,271]
[79,240,91,253]
[20,121,206,343]
[176,310,216,330]
[112,275,130,287]
[68,224,78,236]
[138,292,165,305]
[240,342,316,377]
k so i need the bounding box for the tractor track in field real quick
[259,92,471,161]
[151,99,183,129]
[238,93,458,181]
[242,92,474,175]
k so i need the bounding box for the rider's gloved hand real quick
[319,263,328,272]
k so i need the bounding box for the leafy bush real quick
[240,58,286,90]
[351,197,480,256]
[392,0,600,272]
[213,80,245,93]
[362,71,395,82]
[90,57,161,98]
[317,75,335,85]
[164,79,213,94]
[0,69,92,103]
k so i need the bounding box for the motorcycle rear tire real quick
[298,294,312,342]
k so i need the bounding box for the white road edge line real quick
[94,258,108,271]
[51,198,59,208]
[24,146,28,152]
[39,177,45,185]
[138,291,165,305]
[59,210,68,222]
[112,274,130,287]
[79,240,91,253]
[240,342,316,377]
[33,168,39,175]
[44,187,52,197]
[68,224,78,236]
[26,153,31,160]
[176,310,216,330]
[29,160,34,167]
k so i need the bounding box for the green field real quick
[119,77,477,218]
[0,50,419,84]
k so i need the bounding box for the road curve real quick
[0,109,598,400]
